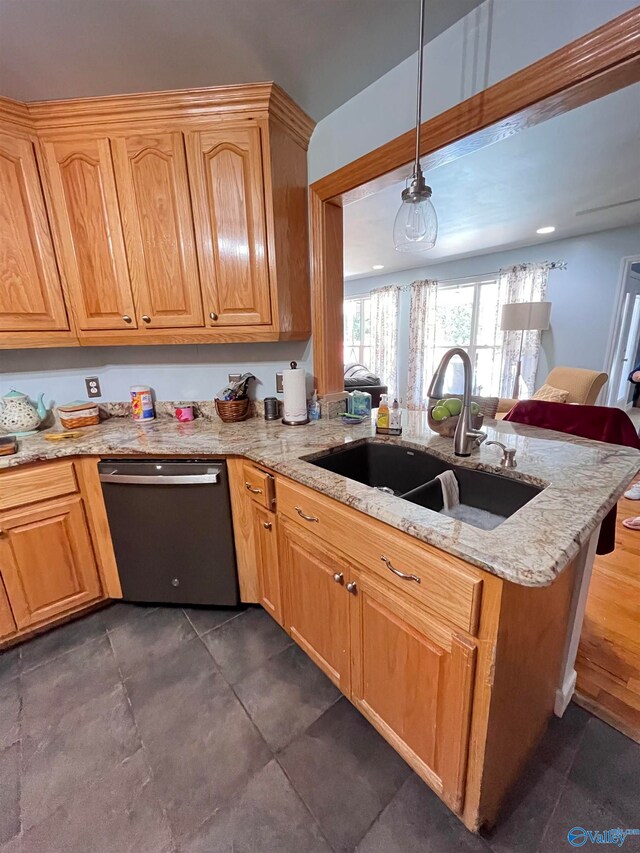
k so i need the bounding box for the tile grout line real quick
[273,751,341,853]
[105,628,178,853]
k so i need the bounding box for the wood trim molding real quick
[309,6,640,395]
[311,7,640,203]
[22,82,315,148]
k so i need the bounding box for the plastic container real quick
[376,394,390,430]
[348,389,372,418]
[308,389,321,421]
[130,386,155,423]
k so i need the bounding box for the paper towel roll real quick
[282,361,309,425]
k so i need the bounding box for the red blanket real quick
[503,400,640,554]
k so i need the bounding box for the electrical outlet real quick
[228,373,241,384]
[85,376,102,398]
[276,372,284,393]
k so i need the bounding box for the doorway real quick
[607,259,640,409]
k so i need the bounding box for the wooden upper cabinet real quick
[186,125,272,326]
[112,132,204,329]
[0,132,68,331]
[41,136,136,331]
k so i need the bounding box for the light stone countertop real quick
[2,411,639,588]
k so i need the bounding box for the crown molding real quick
[10,82,314,147]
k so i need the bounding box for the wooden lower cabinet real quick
[0,493,103,630]
[251,502,282,625]
[278,515,477,814]
[349,567,476,814]
[279,519,351,694]
[0,576,17,639]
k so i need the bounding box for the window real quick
[432,280,503,396]
[343,296,372,366]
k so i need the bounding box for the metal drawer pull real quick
[346,581,358,594]
[245,482,263,494]
[263,521,272,530]
[295,506,319,523]
[333,572,344,584]
[380,555,421,584]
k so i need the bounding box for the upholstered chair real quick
[497,366,608,415]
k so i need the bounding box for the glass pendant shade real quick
[393,193,438,252]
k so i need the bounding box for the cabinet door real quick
[279,518,350,693]
[0,132,68,331]
[41,136,136,331]
[0,494,102,629]
[186,125,271,326]
[0,575,17,639]
[252,503,282,625]
[349,569,476,814]
[112,132,204,329]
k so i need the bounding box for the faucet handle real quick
[486,440,517,468]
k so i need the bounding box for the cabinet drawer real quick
[242,463,275,509]
[277,476,482,634]
[0,461,78,511]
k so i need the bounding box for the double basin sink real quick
[305,440,541,526]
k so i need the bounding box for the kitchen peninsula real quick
[1,411,638,832]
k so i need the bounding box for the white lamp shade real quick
[500,301,552,332]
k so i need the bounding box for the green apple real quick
[470,401,480,415]
[443,398,462,416]
[431,405,449,421]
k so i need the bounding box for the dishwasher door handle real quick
[99,471,220,485]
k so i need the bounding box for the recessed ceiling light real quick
[536,226,555,235]
[372,264,384,270]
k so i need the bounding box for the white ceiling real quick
[0,0,482,119]
[344,82,640,279]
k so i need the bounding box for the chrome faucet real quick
[427,347,486,457]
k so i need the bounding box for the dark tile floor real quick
[1,603,638,853]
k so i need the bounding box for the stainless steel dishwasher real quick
[98,459,239,606]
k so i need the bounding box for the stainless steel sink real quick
[305,440,541,524]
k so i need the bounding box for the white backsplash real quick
[0,340,313,407]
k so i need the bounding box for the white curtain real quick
[406,280,439,410]
[498,263,550,398]
[370,285,400,400]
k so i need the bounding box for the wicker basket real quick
[57,402,100,430]
[427,408,484,437]
[215,398,250,423]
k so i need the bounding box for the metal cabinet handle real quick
[171,578,180,587]
[142,315,151,324]
[122,315,132,323]
[209,312,219,321]
[263,521,272,530]
[346,581,358,594]
[333,572,344,584]
[295,506,319,523]
[245,482,263,494]
[380,555,421,584]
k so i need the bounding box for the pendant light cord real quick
[413,0,426,175]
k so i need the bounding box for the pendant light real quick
[393,0,438,252]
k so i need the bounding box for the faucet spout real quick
[426,347,486,457]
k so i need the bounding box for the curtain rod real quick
[381,260,567,290]
[434,260,567,286]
